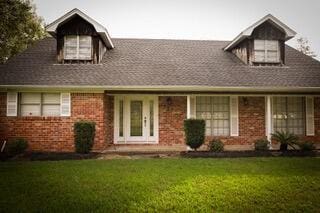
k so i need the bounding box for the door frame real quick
[114,95,159,144]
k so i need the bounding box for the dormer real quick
[224,14,296,66]
[46,8,114,64]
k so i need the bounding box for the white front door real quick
[114,96,158,144]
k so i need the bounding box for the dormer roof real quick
[224,14,296,51]
[46,8,114,49]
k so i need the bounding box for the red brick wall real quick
[0,93,106,152]
[159,96,187,145]
[205,96,266,145]
[105,94,114,145]
[1,93,319,152]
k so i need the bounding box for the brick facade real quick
[159,96,187,145]
[0,93,106,152]
[0,93,319,152]
[204,96,266,146]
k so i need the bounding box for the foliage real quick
[254,138,269,151]
[0,0,46,63]
[74,121,96,153]
[297,141,316,151]
[296,37,317,58]
[209,139,224,152]
[5,138,28,155]
[184,119,205,151]
[271,131,298,151]
[0,158,320,212]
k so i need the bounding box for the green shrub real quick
[271,131,298,151]
[184,119,205,151]
[297,141,315,151]
[209,139,224,152]
[74,121,96,154]
[6,138,28,155]
[254,139,269,151]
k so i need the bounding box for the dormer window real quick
[64,35,92,60]
[254,40,280,63]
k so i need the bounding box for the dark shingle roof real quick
[1,37,320,88]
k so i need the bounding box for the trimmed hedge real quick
[74,121,96,154]
[297,141,315,151]
[184,119,205,150]
[5,138,28,156]
[209,139,224,152]
[254,139,269,151]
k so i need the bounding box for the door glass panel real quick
[150,100,154,137]
[130,101,143,136]
[119,100,124,137]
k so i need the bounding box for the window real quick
[254,40,280,63]
[20,93,61,116]
[64,35,92,60]
[273,97,305,135]
[119,100,124,137]
[196,96,230,136]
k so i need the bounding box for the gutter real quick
[1,85,320,93]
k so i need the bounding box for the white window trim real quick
[270,95,310,136]
[114,95,159,144]
[64,35,92,60]
[193,95,237,137]
[254,40,280,63]
[15,92,70,117]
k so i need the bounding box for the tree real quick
[296,37,317,58]
[0,0,46,63]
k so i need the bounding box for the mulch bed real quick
[1,150,319,161]
[181,150,320,158]
[0,152,99,161]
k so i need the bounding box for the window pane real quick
[266,40,278,51]
[21,93,41,104]
[21,105,41,116]
[254,40,265,50]
[42,105,60,116]
[196,96,230,136]
[130,101,143,136]
[65,36,78,59]
[119,100,123,137]
[79,36,92,59]
[42,93,60,104]
[267,51,279,62]
[273,97,305,135]
[254,50,265,62]
[149,100,154,137]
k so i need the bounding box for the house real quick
[0,8,319,152]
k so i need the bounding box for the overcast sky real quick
[34,0,319,60]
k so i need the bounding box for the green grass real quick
[0,158,320,212]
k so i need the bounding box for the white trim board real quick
[2,85,320,93]
[114,95,159,144]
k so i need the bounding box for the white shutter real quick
[7,92,18,116]
[230,96,239,136]
[190,96,196,118]
[306,96,314,136]
[60,93,71,116]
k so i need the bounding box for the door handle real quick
[144,116,147,127]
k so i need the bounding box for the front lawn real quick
[0,157,319,212]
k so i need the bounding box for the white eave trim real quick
[224,14,296,51]
[46,8,114,49]
[1,85,320,93]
